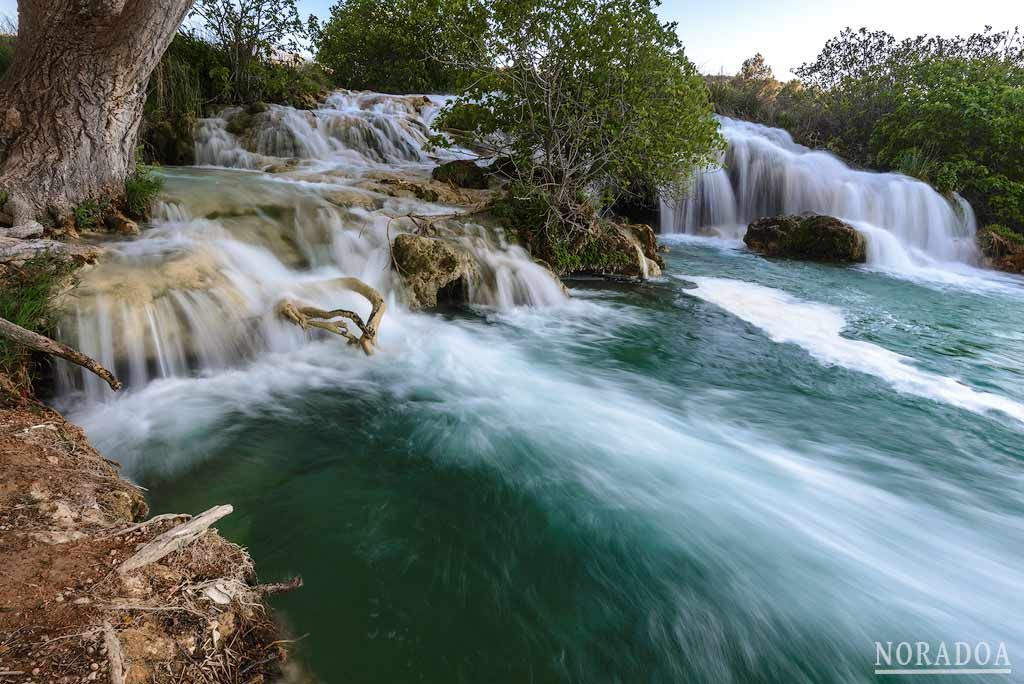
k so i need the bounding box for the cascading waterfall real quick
[661,117,979,269]
[56,91,566,402]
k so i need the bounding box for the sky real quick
[1,0,1019,78]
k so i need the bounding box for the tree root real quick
[0,316,121,390]
[275,277,385,356]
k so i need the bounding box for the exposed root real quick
[276,276,385,355]
[0,315,122,390]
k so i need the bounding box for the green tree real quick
[315,0,489,93]
[435,0,722,266]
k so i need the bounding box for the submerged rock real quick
[432,160,489,190]
[392,233,481,310]
[744,214,866,262]
[977,225,1024,274]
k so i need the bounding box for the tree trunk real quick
[0,0,193,227]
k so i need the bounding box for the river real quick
[56,93,1024,683]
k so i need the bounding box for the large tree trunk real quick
[0,0,193,228]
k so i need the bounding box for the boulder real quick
[392,233,481,310]
[977,225,1024,274]
[744,214,866,262]
[431,160,489,190]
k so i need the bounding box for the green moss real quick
[124,167,163,220]
[0,254,76,380]
[225,111,255,137]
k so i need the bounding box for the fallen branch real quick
[276,277,385,356]
[118,505,233,574]
[103,622,125,684]
[256,576,303,596]
[0,316,122,391]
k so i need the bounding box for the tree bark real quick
[0,0,194,227]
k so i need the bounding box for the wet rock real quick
[744,214,866,262]
[432,160,489,190]
[977,225,1024,274]
[391,233,480,310]
[143,115,195,166]
[103,211,139,236]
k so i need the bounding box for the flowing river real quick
[54,94,1024,683]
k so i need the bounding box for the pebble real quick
[89,663,98,671]
[31,669,40,676]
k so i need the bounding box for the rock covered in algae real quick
[744,214,867,262]
[391,233,481,310]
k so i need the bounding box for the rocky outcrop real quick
[744,214,866,262]
[977,225,1024,274]
[391,233,481,309]
[431,160,489,190]
[356,171,495,206]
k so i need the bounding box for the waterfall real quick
[57,92,566,402]
[662,117,979,268]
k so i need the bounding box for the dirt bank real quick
[0,387,298,684]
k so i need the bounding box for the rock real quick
[103,212,139,236]
[977,225,1024,274]
[143,116,195,166]
[391,233,480,310]
[432,160,489,190]
[744,214,866,262]
[225,111,255,137]
[264,158,300,174]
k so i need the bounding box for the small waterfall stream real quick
[661,117,979,269]
[56,91,566,401]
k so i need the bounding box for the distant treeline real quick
[707,29,1024,233]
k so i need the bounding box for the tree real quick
[315,0,489,93]
[436,0,722,250]
[0,0,193,230]
[190,0,307,101]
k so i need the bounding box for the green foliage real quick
[73,199,107,230]
[985,224,1024,244]
[436,0,722,260]
[0,255,76,377]
[124,167,164,220]
[315,0,489,93]
[0,35,15,79]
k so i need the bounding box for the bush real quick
[73,199,107,230]
[315,0,488,93]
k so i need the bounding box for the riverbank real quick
[0,382,297,684]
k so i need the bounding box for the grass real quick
[73,199,106,229]
[0,254,76,377]
[125,166,163,219]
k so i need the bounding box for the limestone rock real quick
[392,233,480,310]
[744,214,866,262]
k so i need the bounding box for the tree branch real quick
[0,316,122,391]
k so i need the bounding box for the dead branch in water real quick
[276,276,385,356]
[0,316,122,391]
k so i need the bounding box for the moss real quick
[225,111,255,137]
[0,254,77,384]
[124,167,164,220]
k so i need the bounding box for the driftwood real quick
[0,316,122,391]
[118,505,233,575]
[256,576,304,596]
[103,621,126,684]
[276,276,385,355]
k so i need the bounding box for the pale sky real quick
[0,0,1019,78]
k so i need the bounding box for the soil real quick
[0,386,300,684]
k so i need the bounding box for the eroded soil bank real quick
[0,387,299,684]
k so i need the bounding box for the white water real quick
[662,117,979,271]
[682,275,1024,424]
[56,92,566,402]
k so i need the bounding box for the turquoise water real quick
[76,237,1024,683]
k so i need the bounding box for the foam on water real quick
[682,275,1024,424]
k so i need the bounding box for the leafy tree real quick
[435,0,722,268]
[191,0,308,101]
[315,0,489,93]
